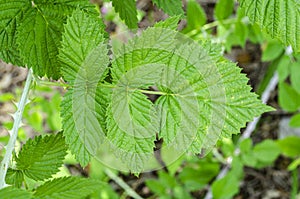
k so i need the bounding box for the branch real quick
[0,68,33,189]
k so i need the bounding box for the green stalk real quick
[291,168,299,199]
[0,68,33,189]
[104,169,143,199]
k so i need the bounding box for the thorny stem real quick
[0,68,33,189]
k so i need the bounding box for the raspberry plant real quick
[0,0,298,198]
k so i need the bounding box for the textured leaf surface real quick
[152,0,184,16]
[107,27,272,172]
[106,89,158,172]
[0,186,32,199]
[0,0,95,78]
[33,177,103,199]
[5,169,24,188]
[154,16,181,30]
[59,10,109,166]
[16,132,67,181]
[239,0,300,52]
[0,0,30,66]
[111,0,138,29]
[58,18,272,172]
[108,28,180,171]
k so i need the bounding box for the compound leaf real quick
[108,27,272,172]
[239,0,300,52]
[111,0,138,29]
[152,0,184,16]
[59,10,109,166]
[33,176,103,199]
[16,132,67,181]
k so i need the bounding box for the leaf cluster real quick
[2,132,103,199]
[0,0,99,79]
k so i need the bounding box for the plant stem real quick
[0,68,33,189]
[35,78,70,88]
[186,18,237,37]
[291,168,299,199]
[138,89,167,96]
[104,169,143,199]
[101,83,168,96]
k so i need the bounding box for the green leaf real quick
[59,9,109,166]
[184,0,206,31]
[277,55,291,82]
[239,139,257,167]
[108,53,163,171]
[19,1,97,79]
[179,161,219,190]
[289,113,300,127]
[111,0,138,29]
[0,186,32,199]
[277,136,300,158]
[262,41,284,62]
[106,90,158,172]
[145,179,167,196]
[158,171,178,188]
[5,169,24,188]
[0,0,96,79]
[239,0,300,52]
[253,140,280,163]
[290,62,300,93]
[248,23,264,44]
[239,138,252,153]
[154,16,181,30]
[59,21,272,172]
[0,0,30,66]
[16,132,67,181]
[278,82,300,112]
[33,177,103,199]
[215,0,234,20]
[152,0,184,16]
[223,21,249,50]
[108,27,272,172]
[212,172,239,199]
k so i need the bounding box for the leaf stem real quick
[104,169,143,199]
[33,76,70,88]
[0,68,33,189]
[137,89,166,96]
[185,18,237,37]
[101,83,168,96]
